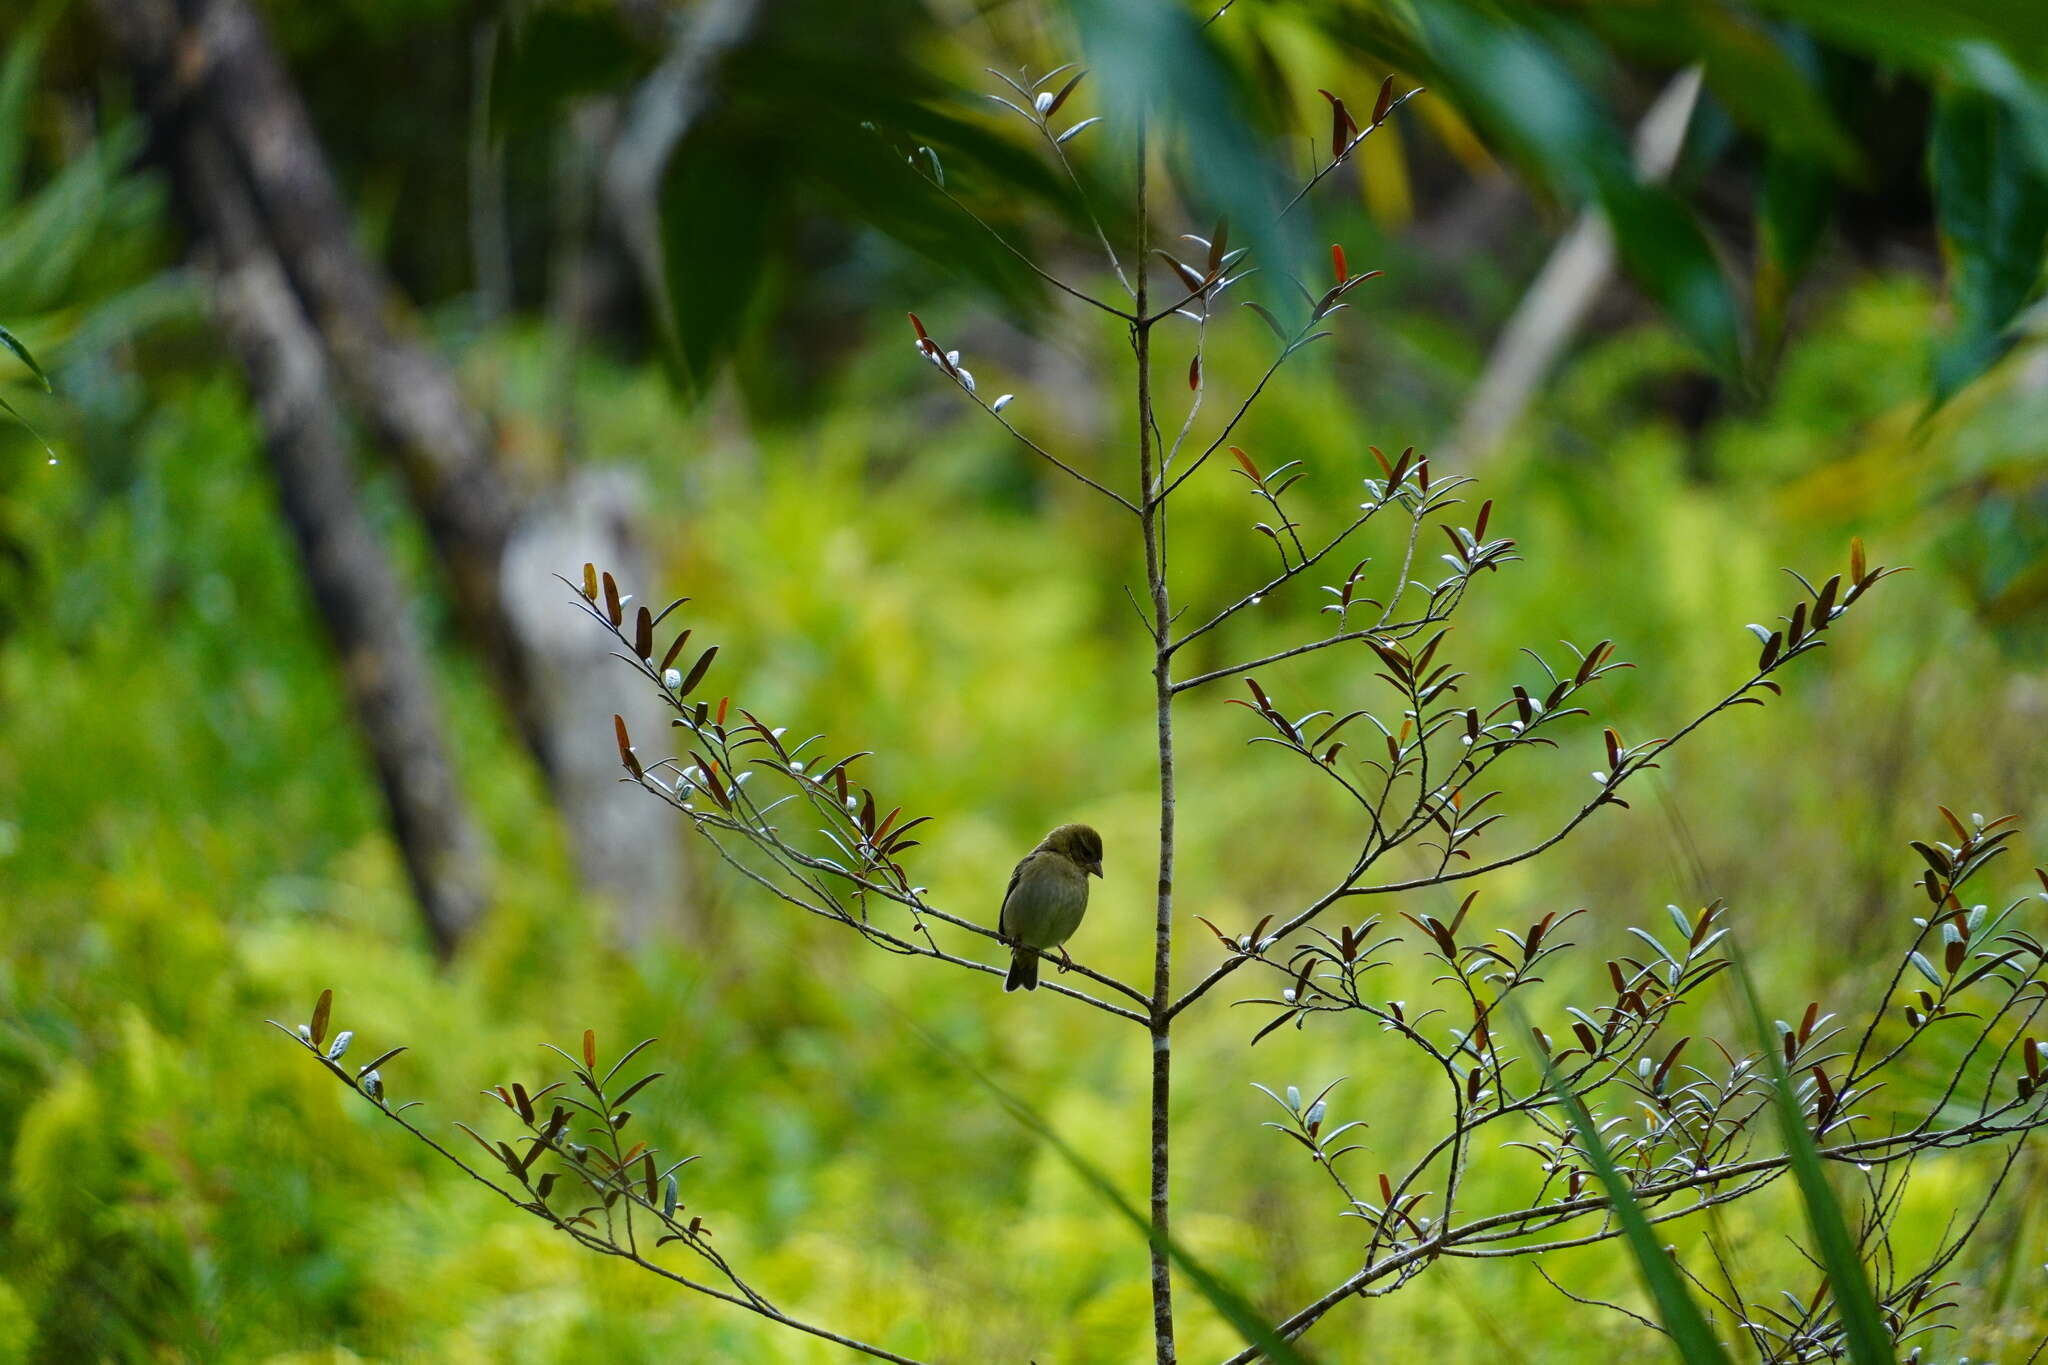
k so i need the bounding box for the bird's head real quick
[1044,823,1104,878]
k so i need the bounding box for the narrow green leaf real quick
[0,323,49,390]
[1729,948,1890,1365]
[1511,998,1735,1364]
[1240,301,1288,341]
[356,1046,407,1079]
[894,1007,1311,1363]
[677,646,717,698]
[612,1072,664,1109]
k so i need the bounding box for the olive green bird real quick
[999,823,1104,992]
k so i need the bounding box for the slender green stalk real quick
[1133,117,1178,1365]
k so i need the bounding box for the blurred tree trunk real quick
[1446,67,1704,466]
[189,124,487,957]
[97,0,686,946]
[603,0,763,358]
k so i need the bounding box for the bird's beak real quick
[1088,860,1103,879]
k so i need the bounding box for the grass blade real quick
[892,1006,1314,1364]
[1513,1000,1734,1364]
[1729,947,1889,1365]
[0,323,49,389]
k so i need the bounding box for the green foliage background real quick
[3,2,2048,1362]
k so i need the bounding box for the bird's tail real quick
[1005,947,1039,992]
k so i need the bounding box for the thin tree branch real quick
[692,817,1149,1023]
[281,1029,935,1365]
[1169,664,1807,1020]
[1155,343,1301,503]
[1170,609,1444,692]
[967,389,1139,511]
[1134,115,1183,1365]
[568,588,1156,1013]
[1225,1112,2039,1362]
[1275,88,1426,223]
[933,180,1135,321]
[1041,118,1135,300]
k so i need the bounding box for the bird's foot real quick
[1057,947,1074,973]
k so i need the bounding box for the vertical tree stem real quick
[1134,119,1178,1365]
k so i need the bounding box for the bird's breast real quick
[1004,858,1090,949]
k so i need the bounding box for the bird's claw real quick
[1057,947,1074,973]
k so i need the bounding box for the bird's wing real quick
[998,853,1034,940]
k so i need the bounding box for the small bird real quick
[999,823,1104,992]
